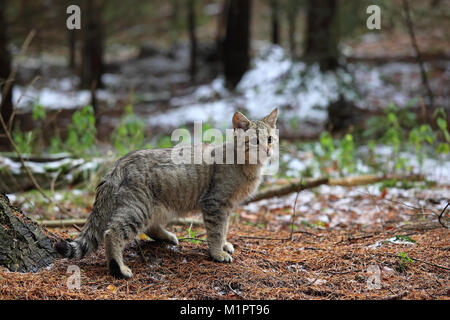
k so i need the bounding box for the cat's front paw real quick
[223,242,234,254]
[210,250,233,263]
[109,259,133,279]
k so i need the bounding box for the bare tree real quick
[402,0,434,108]
[304,0,339,71]
[68,29,77,69]
[187,0,197,82]
[270,0,280,45]
[222,0,252,88]
[80,0,104,91]
[286,0,299,57]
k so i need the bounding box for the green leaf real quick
[437,143,449,155]
[437,118,447,131]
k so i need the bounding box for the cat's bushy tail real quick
[54,179,116,259]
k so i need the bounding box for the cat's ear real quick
[263,108,278,128]
[232,112,251,130]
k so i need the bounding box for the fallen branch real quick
[244,177,328,204]
[244,174,424,204]
[409,256,450,271]
[37,219,86,228]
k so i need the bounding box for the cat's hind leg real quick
[104,207,146,279]
[145,224,178,245]
[104,227,133,279]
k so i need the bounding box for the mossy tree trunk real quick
[0,193,57,272]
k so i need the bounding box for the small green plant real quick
[182,226,205,244]
[434,108,450,155]
[31,103,46,121]
[315,131,336,174]
[300,220,315,229]
[112,105,151,156]
[13,103,47,154]
[49,135,64,154]
[319,131,335,162]
[384,111,402,151]
[409,124,435,168]
[396,251,413,272]
[156,135,173,149]
[394,235,416,243]
[12,128,34,154]
[289,116,299,132]
[366,139,379,170]
[66,105,97,158]
[338,133,355,173]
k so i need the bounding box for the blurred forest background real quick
[0,0,449,300]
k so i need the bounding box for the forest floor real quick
[1,183,448,300]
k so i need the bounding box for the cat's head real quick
[232,109,278,164]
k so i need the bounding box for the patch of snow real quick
[148,44,358,128]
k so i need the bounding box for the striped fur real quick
[55,109,278,278]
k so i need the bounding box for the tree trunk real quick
[80,0,103,91]
[68,29,76,69]
[304,0,339,71]
[0,0,13,147]
[0,193,57,272]
[270,0,280,45]
[187,0,197,82]
[287,0,298,57]
[222,0,252,89]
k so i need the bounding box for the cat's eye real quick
[268,136,273,144]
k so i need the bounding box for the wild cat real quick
[55,109,278,279]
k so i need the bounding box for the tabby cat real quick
[55,109,278,279]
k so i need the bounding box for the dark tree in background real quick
[62,0,78,69]
[286,0,299,57]
[222,0,252,89]
[304,0,339,71]
[68,29,77,69]
[187,0,197,82]
[0,0,13,140]
[270,0,280,45]
[303,0,355,131]
[80,0,104,91]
